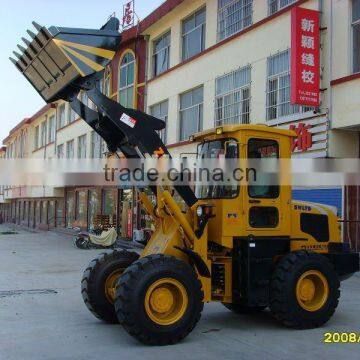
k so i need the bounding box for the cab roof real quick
[192,124,296,141]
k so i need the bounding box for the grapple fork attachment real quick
[11,17,198,208]
[10,17,121,102]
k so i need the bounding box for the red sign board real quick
[127,208,133,238]
[290,123,313,152]
[122,1,135,29]
[291,7,320,107]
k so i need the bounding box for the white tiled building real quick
[143,0,359,160]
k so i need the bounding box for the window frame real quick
[181,7,206,61]
[215,65,251,126]
[34,126,39,150]
[118,51,136,108]
[68,103,77,124]
[217,0,253,42]
[268,0,296,16]
[352,0,360,73]
[90,131,104,158]
[179,86,204,142]
[247,138,280,199]
[266,49,313,121]
[57,144,64,159]
[153,30,171,77]
[57,103,66,129]
[103,66,112,98]
[77,134,87,159]
[40,120,47,148]
[66,140,74,159]
[48,115,55,143]
[150,100,169,143]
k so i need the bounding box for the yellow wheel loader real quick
[12,17,359,346]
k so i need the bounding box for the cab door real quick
[242,134,291,236]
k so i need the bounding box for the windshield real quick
[195,139,239,199]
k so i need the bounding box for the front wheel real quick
[115,255,204,345]
[270,251,340,329]
[81,250,139,323]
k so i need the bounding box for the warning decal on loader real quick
[120,113,137,128]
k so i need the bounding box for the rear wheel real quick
[222,303,266,314]
[81,250,139,323]
[270,251,340,329]
[115,255,204,345]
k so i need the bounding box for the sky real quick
[0,0,165,144]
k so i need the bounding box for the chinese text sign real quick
[122,1,135,29]
[291,7,320,107]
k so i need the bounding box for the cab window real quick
[195,139,239,199]
[248,138,279,199]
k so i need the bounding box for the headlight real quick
[196,206,203,217]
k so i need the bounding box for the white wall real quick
[145,0,323,148]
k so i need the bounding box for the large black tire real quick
[81,250,139,324]
[270,251,340,329]
[222,303,267,314]
[115,254,204,345]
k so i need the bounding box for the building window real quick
[268,0,296,15]
[150,100,169,143]
[57,144,64,159]
[266,50,311,120]
[104,68,111,98]
[179,86,203,141]
[57,103,66,129]
[182,7,206,61]
[88,189,101,231]
[153,31,171,76]
[353,0,360,73]
[48,115,55,143]
[68,104,77,124]
[78,134,87,159]
[119,52,135,108]
[103,188,118,221]
[215,65,251,126]
[90,131,104,158]
[76,190,87,228]
[66,140,74,159]
[19,132,26,158]
[66,190,75,228]
[217,0,253,41]
[40,121,47,147]
[41,201,48,225]
[34,126,39,150]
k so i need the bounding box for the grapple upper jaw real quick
[10,18,121,103]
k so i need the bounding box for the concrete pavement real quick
[0,224,359,360]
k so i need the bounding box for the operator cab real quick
[193,125,294,248]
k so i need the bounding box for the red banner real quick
[122,1,135,29]
[291,7,320,107]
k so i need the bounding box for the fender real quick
[174,246,211,278]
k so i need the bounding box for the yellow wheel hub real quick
[105,269,124,303]
[145,278,188,326]
[296,270,329,312]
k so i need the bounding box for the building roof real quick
[3,103,56,144]
[139,0,185,32]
